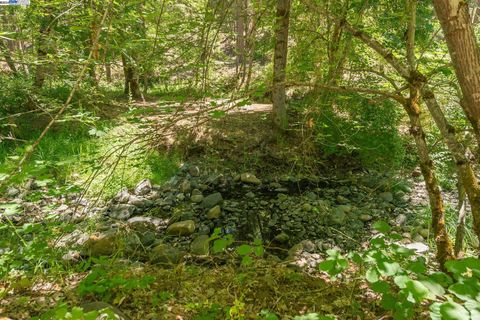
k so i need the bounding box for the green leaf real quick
[241,255,253,266]
[213,239,228,253]
[394,275,410,289]
[236,244,252,256]
[366,267,379,283]
[319,260,335,272]
[372,221,391,234]
[449,283,477,302]
[377,261,400,277]
[439,301,470,320]
[370,280,390,294]
[405,280,429,303]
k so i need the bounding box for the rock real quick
[379,192,394,203]
[245,192,255,199]
[108,204,135,220]
[419,228,429,238]
[336,195,349,204]
[188,166,200,177]
[274,232,290,243]
[150,243,184,264]
[192,189,202,196]
[405,242,429,253]
[207,205,221,219]
[202,192,223,209]
[191,194,204,203]
[114,187,131,203]
[80,302,130,320]
[240,173,261,185]
[127,195,151,207]
[127,216,157,231]
[359,214,373,222]
[83,231,118,257]
[198,224,211,235]
[179,180,192,193]
[166,220,196,236]
[176,193,185,201]
[6,187,20,198]
[134,179,152,196]
[331,207,347,225]
[395,214,407,226]
[302,203,312,212]
[413,234,425,242]
[190,235,210,256]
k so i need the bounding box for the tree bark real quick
[422,88,480,255]
[272,0,291,129]
[0,40,18,75]
[405,85,455,266]
[432,0,480,141]
[121,53,141,99]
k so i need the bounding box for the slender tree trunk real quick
[0,40,18,75]
[34,22,50,88]
[454,178,467,257]
[272,0,291,129]
[432,0,480,142]
[121,53,141,99]
[235,0,246,72]
[422,88,480,254]
[405,85,455,266]
[105,63,112,83]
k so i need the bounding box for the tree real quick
[272,0,291,129]
[432,0,480,143]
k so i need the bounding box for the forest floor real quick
[0,95,470,319]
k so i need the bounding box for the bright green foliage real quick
[320,222,480,320]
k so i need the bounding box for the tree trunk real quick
[34,22,49,88]
[235,0,246,71]
[272,0,291,129]
[105,63,112,83]
[0,40,18,75]
[405,85,455,267]
[422,88,480,254]
[121,53,141,99]
[432,0,480,141]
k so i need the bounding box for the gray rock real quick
[202,192,223,209]
[336,195,349,204]
[192,189,202,196]
[6,187,20,198]
[419,228,429,238]
[83,231,118,257]
[240,173,261,185]
[127,216,157,232]
[150,244,184,264]
[379,192,394,203]
[302,203,312,212]
[109,204,135,220]
[245,192,255,199]
[190,235,210,256]
[395,214,407,226]
[207,205,221,219]
[331,206,348,225]
[134,179,152,196]
[274,232,290,243]
[80,302,130,320]
[127,195,151,207]
[359,214,373,222]
[114,187,131,204]
[191,195,204,203]
[179,180,192,193]
[189,166,200,177]
[166,220,196,236]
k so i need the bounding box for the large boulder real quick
[166,220,196,236]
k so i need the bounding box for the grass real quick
[1,117,180,199]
